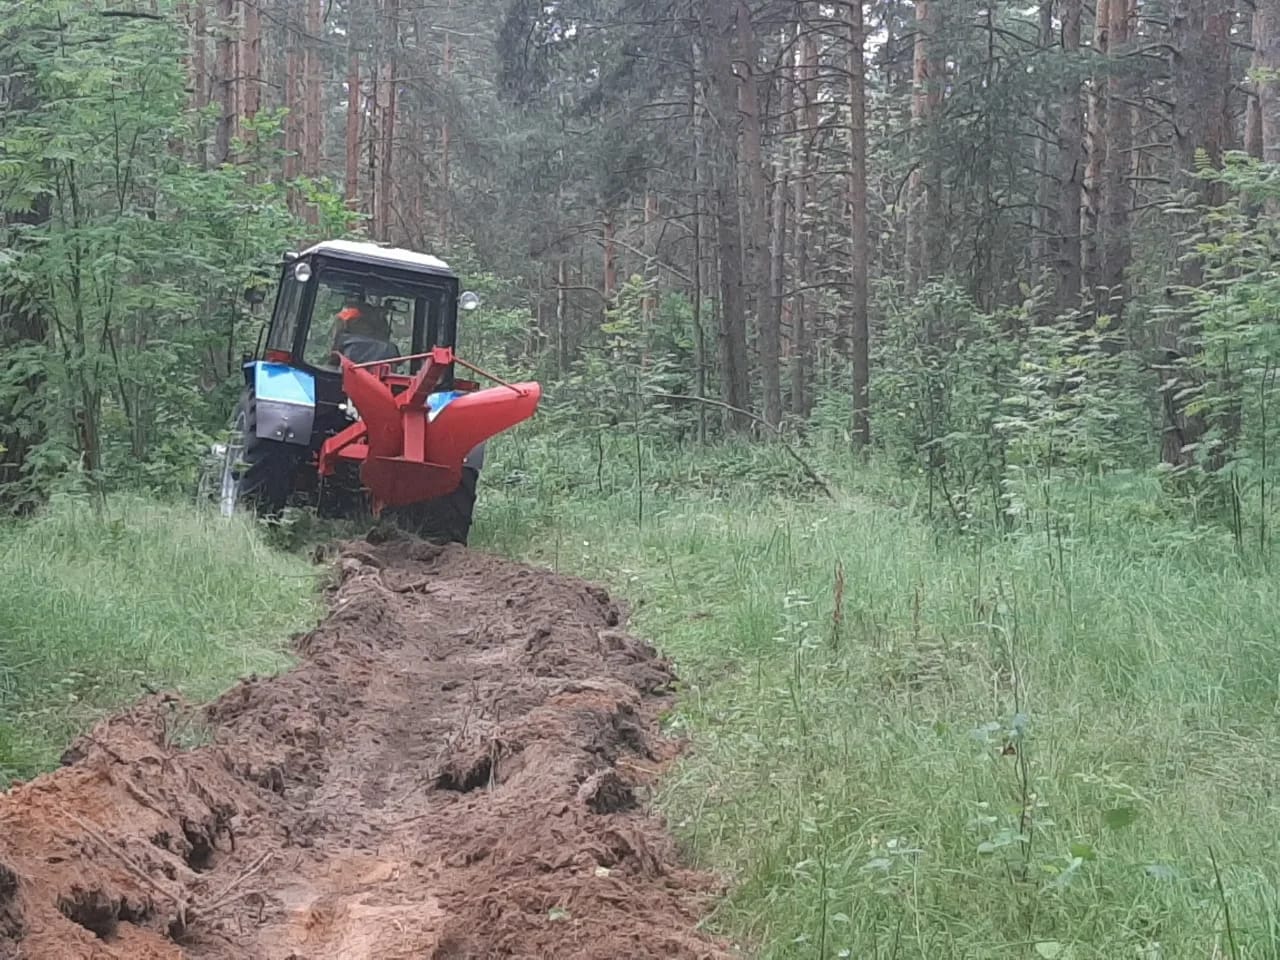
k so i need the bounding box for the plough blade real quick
[326,354,541,511]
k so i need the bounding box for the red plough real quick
[319,346,541,512]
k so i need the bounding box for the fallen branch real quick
[647,392,835,499]
[100,10,167,21]
[196,851,276,918]
[54,803,189,931]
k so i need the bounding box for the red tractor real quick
[209,240,541,544]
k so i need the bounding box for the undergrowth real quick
[2,417,1277,958]
[0,493,320,784]
[477,432,1280,960]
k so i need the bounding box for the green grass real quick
[0,493,321,782]
[4,435,1279,958]
[474,444,1280,960]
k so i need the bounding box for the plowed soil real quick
[0,539,732,959]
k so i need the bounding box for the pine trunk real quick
[242,0,261,125]
[375,0,399,242]
[907,0,943,291]
[1054,0,1085,312]
[214,0,236,164]
[441,15,455,250]
[303,0,324,180]
[1031,0,1054,287]
[345,44,362,209]
[734,2,779,426]
[1161,0,1235,469]
[691,50,709,442]
[1084,0,1110,297]
[603,215,617,301]
[706,0,752,429]
[1257,0,1280,166]
[791,19,818,418]
[284,2,302,183]
[1101,0,1134,317]
[643,191,658,331]
[849,0,870,447]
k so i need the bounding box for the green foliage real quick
[0,493,319,784]
[0,0,357,508]
[1148,153,1280,553]
[527,277,705,502]
[477,440,1280,959]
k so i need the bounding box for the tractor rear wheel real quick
[389,467,478,545]
[219,393,299,519]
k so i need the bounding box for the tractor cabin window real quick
[303,265,450,372]
[266,268,305,356]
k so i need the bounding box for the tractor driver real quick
[330,295,402,366]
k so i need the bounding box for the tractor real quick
[208,239,541,544]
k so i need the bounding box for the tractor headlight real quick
[293,261,313,283]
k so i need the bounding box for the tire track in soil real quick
[0,539,733,959]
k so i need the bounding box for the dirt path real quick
[0,539,731,959]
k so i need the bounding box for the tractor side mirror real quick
[459,291,481,312]
[244,286,267,307]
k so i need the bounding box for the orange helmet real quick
[337,306,362,323]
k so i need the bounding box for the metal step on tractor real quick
[203,240,541,544]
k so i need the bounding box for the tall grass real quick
[0,494,321,782]
[475,436,1280,959]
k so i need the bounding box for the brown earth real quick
[0,538,733,959]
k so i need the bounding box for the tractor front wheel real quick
[219,393,299,519]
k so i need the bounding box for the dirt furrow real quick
[0,539,731,959]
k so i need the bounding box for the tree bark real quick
[345,41,362,209]
[1031,0,1054,288]
[1256,0,1280,165]
[603,215,617,301]
[1084,0,1110,297]
[375,0,399,241]
[705,0,752,430]
[770,157,787,416]
[734,2,780,426]
[791,16,818,417]
[907,0,943,291]
[214,0,236,164]
[189,0,210,165]
[1054,0,1085,312]
[848,0,870,447]
[441,11,455,250]
[691,54,708,443]
[302,0,324,180]
[1101,0,1134,317]
[643,190,659,332]
[241,0,261,125]
[1161,0,1235,469]
[284,2,302,183]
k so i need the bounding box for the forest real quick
[3,0,1280,957]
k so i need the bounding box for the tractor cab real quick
[263,238,472,383]
[213,239,540,543]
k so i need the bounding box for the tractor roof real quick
[300,239,456,279]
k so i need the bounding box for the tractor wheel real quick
[390,467,478,545]
[219,394,298,519]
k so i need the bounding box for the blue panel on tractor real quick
[250,362,315,446]
[253,362,316,407]
[426,390,463,422]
